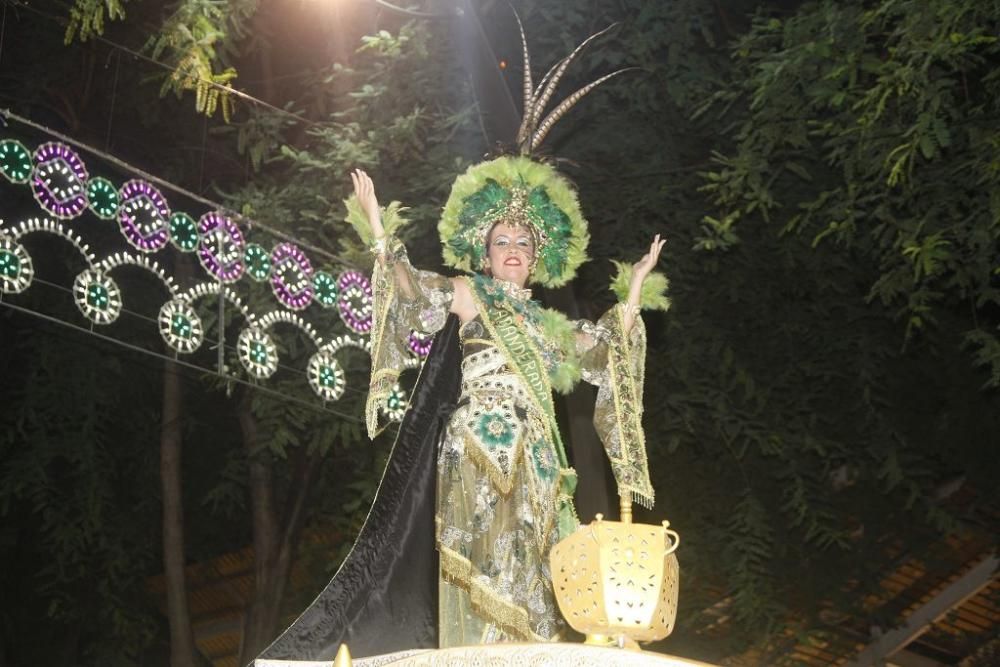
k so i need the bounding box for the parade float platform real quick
[255,643,716,666]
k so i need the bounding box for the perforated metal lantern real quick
[550,498,680,644]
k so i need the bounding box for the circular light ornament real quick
[271,243,314,310]
[31,142,89,219]
[237,327,278,379]
[307,351,347,401]
[118,179,171,252]
[312,271,338,308]
[0,236,33,293]
[383,383,408,421]
[73,269,123,324]
[244,243,271,282]
[86,177,119,219]
[0,139,32,183]
[407,330,434,358]
[158,300,205,354]
[337,270,373,333]
[169,212,199,252]
[198,212,245,283]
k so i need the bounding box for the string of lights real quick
[2,110,347,265]
[20,272,374,401]
[0,129,423,416]
[0,297,369,420]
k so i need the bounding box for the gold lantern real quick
[550,497,680,646]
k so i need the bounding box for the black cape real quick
[256,315,463,661]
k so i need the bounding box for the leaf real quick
[919,134,936,160]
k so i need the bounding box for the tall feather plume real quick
[529,68,635,150]
[514,21,621,154]
[512,9,535,148]
[520,56,566,147]
[531,23,617,114]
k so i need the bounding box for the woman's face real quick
[485,222,535,287]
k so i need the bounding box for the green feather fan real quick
[343,195,410,245]
[610,260,672,311]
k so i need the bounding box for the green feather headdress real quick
[439,156,589,287]
[438,16,629,288]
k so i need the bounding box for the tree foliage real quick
[698,0,1000,383]
[65,0,132,43]
[65,0,259,119]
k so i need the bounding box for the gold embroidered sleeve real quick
[367,237,454,438]
[575,305,654,508]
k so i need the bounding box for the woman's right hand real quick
[351,168,385,239]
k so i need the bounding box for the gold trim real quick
[439,544,547,643]
[460,337,494,348]
[605,304,654,507]
[459,428,521,496]
[366,242,399,437]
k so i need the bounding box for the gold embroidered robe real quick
[367,238,654,647]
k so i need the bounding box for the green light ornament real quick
[312,271,338,308]
[244,243,272,282]
[87,177,119,219]
[168,212,199,252]
[0,140,32,184]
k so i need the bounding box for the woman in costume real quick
[353,158,667,645]
[256,20,671,662]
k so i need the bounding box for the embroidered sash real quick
[467,277,579,538]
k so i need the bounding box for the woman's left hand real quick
[631,234,666,288]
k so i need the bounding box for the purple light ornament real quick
[407,330,433,358]
[337,270,373,333]
[197,212,246,283]
[117,179,171,252]
[31,142,89,219]
[270,243,314,310]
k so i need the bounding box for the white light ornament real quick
[73,269,123,324]
[238,327,279,379]
[383,382,408,422]
[307,351,347,401]
[0,235,34,294]
[159,300,205,354]
[324,334,370,355]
